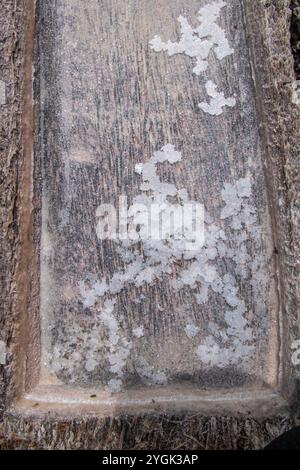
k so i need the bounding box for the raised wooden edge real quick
[12,385,290,418]
[244,0,300,406]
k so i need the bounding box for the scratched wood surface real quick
[39,0,279,392]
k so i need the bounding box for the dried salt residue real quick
[195,177,259,367]
[77,145,264,381]
[98,300,132,391]
[80,144,204,307]
[149,1,233,75]
[135,357,168,386]
[184,324,200,339]
[49,298,131,392]
[0,341,6,365]
[133,326,145,338]
[199,80,236,116]
[176,175,259,366]
[149,1,236,116]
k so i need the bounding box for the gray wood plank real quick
[39,0,279,392]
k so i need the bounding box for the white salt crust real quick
[149,1,233,75]
[292,80,300,106]
[135,357,168,386]
[184,324,200,339]
[0,341,6,365]
[62,144,265,391]
[149,1,236,116]
[133,326,145,338]
[199,80,236,115]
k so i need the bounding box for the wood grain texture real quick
[0,0,299,450]
[39,0,279,391]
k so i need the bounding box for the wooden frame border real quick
[0,0,299,449]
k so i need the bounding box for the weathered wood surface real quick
[0,0,299,450]
[39,0,279,392]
